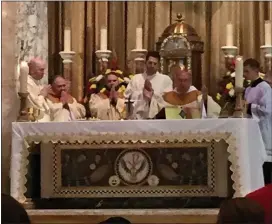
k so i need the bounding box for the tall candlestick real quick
[265,20,272,46]
[226,23,234,46]
[100,27,107,50]
[64,28,71,52]
[136,26,143,49]
[235,56,244,88]
[19,61,29,93]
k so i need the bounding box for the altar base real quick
[28,209,218,224]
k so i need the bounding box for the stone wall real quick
[16,1,48,84]
[1,2,48,193]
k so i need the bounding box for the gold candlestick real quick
[233,87,246,118]
[17,92,30,122]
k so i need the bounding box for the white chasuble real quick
[46,94,86,122]
[89,93,126,120]
[27,75,50,122]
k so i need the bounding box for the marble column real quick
[16,1,48,84]
[2,2,20,194]
[1,1,49,193]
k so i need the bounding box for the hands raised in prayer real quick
[143,79,154,102]
[109,84,118,104]
[40,85,52,97]
[60,90,70,104]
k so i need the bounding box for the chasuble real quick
[46,93,86,122]
[27,75,50,122]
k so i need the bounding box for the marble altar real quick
[11,119,267,208]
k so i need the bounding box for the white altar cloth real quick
[11,119,267,201]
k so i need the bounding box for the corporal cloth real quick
[124,72,173,119]
[245,78,272,162]
[89,92,126,120]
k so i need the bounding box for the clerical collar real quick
[250,78,264,87]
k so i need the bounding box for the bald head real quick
[28,57,46,80]
[174,68,192,94]
[52,75,67,96]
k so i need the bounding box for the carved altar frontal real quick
[41,135,225,199]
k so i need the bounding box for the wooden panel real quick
[85,1,95,83]
[108,1,126,68]
[70,2,85,100]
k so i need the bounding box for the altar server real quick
[244,58,272,184]
[25,58,51,121]
[124,51,173,119]
[145,67,221,119]
[46,76,86,121]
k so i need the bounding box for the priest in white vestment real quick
[46,76,86,122]
[89,68,126,120]
[124,51,173,119]
[147,68,221,119]
[25,58,51,122]
[243,59,272,184]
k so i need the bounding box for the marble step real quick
[28,209,218,224]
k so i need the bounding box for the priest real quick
[146,67,221,119]
[26,58,51,122]
[124,51,173,119]
[88,68,126,120]
[244,58,272,184]
[46,76,86,121]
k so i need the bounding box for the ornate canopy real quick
[156,14,204,89]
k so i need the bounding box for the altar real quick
[11,118,266,210]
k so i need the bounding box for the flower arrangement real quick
[216,59,265,117]
[216,71,265,105]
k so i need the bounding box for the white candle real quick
[226,23,234,46]
[136,26,143,49]
[19,61,29,93]
[235,56,244,88]
[64,28,71,52]
[100,27,107,50]
[265,20,272,46]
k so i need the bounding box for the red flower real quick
[223,89,229,95]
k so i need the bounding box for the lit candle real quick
[64,28,71,52]
[136,25,143,49]
[265,20,272,46]
[19,61,29,93]
[235,56,244,88]
[100,27,107,50]
[226,23,234,46]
